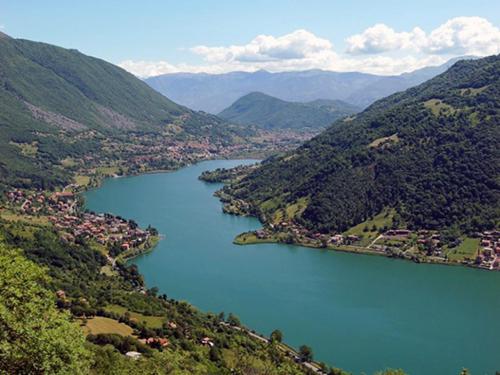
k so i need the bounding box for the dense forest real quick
[221,55,500,234]
[218,92,359,131]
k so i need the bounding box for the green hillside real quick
[218,92,359,130]
[221,56,500,234]
[0,32,247,189]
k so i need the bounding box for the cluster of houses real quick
[476,230,500,269]
[255,221,364,247]
[6,189,48,214]
[88,131,297,175]
[5,189,78,215]
[138,337,169,348]
[49,211,152,252]
[252,221,500,270]
[4,189,153,255]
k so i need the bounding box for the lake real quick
[85,159,500,375]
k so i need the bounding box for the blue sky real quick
[1,0,499,76]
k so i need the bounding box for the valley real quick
[0,6,498,373]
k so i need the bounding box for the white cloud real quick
[425,17,500,55]
[120,60,180,77]
[346,24,426,54]
[191,29,333,63]
[346,17,500,56]
[120,29,343,77]
[119,17,499,78]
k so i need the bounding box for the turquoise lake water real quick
[85,159,500,375]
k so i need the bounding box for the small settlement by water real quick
[239,220,500,271]
[3,188,157,263]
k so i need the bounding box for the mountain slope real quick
[145,58,471,113]
[218,92,360,130]
[0,33,245,189]
[221,55,500,234]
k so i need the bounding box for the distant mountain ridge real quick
[145,57,475,113]
[218,92,360,130]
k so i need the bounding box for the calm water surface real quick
[85,160,500,375]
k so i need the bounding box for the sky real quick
[1,0,500,77]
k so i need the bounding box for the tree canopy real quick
[223,55,500,234]
[0,243,91,374]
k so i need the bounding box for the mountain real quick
[344,56,478,108]
[219,55,500,234]
[0,33,247,189]
[218,92,360,130]
[145,58,473,113]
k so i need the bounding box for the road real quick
[220,322,324,374]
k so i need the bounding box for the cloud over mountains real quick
[347,17,500,56]
[120,17,500,77]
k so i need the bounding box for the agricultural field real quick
[446,237,480,261]
[106,304,166,329]
[344,209,394,246]
[82,316,134,336]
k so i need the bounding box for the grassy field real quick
[0,210,50,226]
[285,197,309,219]
[106,304,165,329]
[74,175,91,186]
[369,133,399,148]
[424,99,457,116]
[100,265,116,276]
[9,141,38,157]
[96,166,120,176]
[446,237,480,261]
[234,232,279,245]
[459,85,489,96]
[344,208,394,246]
[82,316,134,336]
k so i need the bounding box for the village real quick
[69,128,311,181]
[3,188,157,262]
[240,220,500,271]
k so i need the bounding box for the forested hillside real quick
[0,32,249,190]
[218,92,359,130]
[221,55,500,234]
[0,227,314,374]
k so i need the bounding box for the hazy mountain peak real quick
[146,57,473,113]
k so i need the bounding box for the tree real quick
[270,329,283,343]
[218,311,225,321]
[209,346,222,362]
[298,345,313,362]
[148,286,159,297]
[227,313,241,327]
[0,244,91,374]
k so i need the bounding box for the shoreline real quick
[232,227,494,271]
[79,158,261,262]
[78,159,499,374]
[80,160,329,374]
